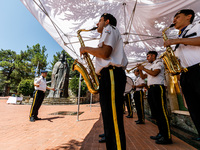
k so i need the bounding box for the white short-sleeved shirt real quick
[175,22,200,68]
[95,25,128,74]
[145,59,165,86]
[34,76,47,92]
[134,76,145,91]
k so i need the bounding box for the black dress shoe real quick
[135,120,140,123]
[99,137,106,143]
[99,133,105,138]
[191,137,200,141]
[34,117,41,120]
[136,121,145,124]
[150,133,162,140]
[126,115,133,118]
[30,117,35,122]
[155,137,172,144]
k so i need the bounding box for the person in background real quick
[29,70,56,122]
[80,13,128,150]
[164,9,200,141]
[132,69,146,124]
[123,92,133,118]
[137,51,172,144]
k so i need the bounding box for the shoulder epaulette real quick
[111,25,116,30]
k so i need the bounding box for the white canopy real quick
[20,0,200,70]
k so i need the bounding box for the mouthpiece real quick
[90,27,98,31]
[169,24,175,28]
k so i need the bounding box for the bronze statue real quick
[47,53,69,98]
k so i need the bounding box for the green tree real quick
[17,79,34,96]
[0,49,18,95]
[0,44,49,96]
[26,43,48,75]
[69,76,87,97]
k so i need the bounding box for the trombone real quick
[126,61,148,73]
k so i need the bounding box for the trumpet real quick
[126,61,148,73]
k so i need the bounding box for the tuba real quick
[72,27,99,94]
[159,24,187,75]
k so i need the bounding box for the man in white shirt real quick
[132,69,146,124]
[137,51,172,144]
[164,9,200,141]
[80,13,128,150]
[29,70,55,122]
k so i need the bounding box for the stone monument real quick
[47,53,69,98]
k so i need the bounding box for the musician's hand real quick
[34,84,39,87]
[137,64,144,70]
[80,47,87,56]
[164,39,175,47]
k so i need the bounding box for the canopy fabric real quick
[20,0,200,70]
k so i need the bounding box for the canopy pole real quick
[77,73,82,121]
[90,93,93,112]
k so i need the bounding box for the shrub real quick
[69,76,88,97]
[17,79,34,96]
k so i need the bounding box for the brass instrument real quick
[72,27,99,94]
[159,24,187,75]
[126,61,147,73]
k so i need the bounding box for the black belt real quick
[106,65,122,70]
[37,90,45,93]
[100,65,123,74]
[186,63,200,71]
[148,84,164,88]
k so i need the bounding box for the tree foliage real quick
[0,44,89,97]
[69,76,87,97]
[17,79,34,96]
[0,44,48,96]
[26,44,48,75]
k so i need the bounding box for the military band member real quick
[132,69,146,124]
[137,51,172,144]
[80,13,128,150]
[164,9,200,141]
[29,70,55,122]
[123,92,133,118]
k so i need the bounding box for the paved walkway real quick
[0,100,197,150]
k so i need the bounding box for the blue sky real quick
[0,1,63,64]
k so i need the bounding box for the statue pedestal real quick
[43,97,75,105]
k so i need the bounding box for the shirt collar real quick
[179,26,187,37]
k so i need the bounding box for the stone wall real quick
[143,95,198,135]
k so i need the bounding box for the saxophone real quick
[72,27,99,94]
[159,24,187,75]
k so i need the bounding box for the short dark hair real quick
[134,69,139,73]
[147,51,158,58]
[101,13,117,27]
[174,9,195,23]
